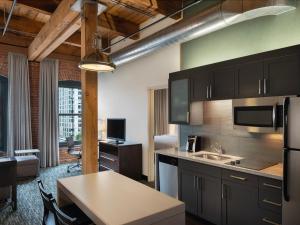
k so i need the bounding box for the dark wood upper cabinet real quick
[169,71,190,124]
[213,65,236,100]
[236,60,264,98]
[264,53,300,96]
[190,67,213,101]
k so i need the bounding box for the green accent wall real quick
[181,2,300,70]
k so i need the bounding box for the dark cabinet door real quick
[222,180,259,225]
[213,65,236,100]
[190,68,213,101]
[179,169,197,215]
[236,60,264,98]
[169,73,190,124]
[198,175,222,225]
[264,53,300,96]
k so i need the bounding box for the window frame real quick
[0,75,8,154]
[58,80,82,147]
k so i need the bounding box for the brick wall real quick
[0,47,81,164]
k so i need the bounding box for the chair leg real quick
[67,158,81,173]
[12,185,17,211]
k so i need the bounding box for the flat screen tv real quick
[107,118,126,143]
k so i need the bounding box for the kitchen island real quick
[57,171,185,225]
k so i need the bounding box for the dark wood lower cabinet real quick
[221,180,259,225]
[179,160,221,225]
[198,175,221,225]
[180,169,198,215]
[178,159,282,225]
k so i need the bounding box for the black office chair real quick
[51,198,79,225]
[0,157,17,212]
[37,180,92,225]
[37,180,56,225]
[66,137,82,173]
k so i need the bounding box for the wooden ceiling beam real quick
[28,0,80,61]
[121,0,182,19]
[0,11,81,48]
[99,13,140,39]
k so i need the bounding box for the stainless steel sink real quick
[193,153,231,161]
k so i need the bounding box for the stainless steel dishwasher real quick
[158,154,178,199]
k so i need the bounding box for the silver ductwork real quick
[111,0,296,66]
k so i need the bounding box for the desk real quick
[57,171,185,225]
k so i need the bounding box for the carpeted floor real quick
[0,164,207,225]
[0,164,81,225]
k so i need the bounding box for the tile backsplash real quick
[180,100,283,163]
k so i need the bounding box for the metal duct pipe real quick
[111,0,296,66]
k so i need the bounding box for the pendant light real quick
[79,49,116,72]
[78,1,116,73]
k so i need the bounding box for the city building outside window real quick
[58,81,82,146]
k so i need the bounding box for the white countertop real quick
[57,171,185,225]
[155,148,283,180]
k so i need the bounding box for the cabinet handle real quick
[230,175,247,181]
[222,183,226,199]
[209,85,212,99]
[186,112,190,123]
[100,164,112,170]
[262,218,281,225]
[259,79,262,95]
[100,155,116,162]
[264,78,267,94]
[263,183,282,190]
[263,199,282,207]
[206,86,209,99]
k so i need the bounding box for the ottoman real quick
[15,155,40,179]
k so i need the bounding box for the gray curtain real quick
[39,59,59,168]
[7,52,32,157]
[154,89,169,136]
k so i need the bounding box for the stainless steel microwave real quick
[232,97,285,133]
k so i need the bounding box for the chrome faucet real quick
[210,143,223,155]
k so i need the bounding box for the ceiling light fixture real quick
[79,50,116,72]
[77,0,116,72]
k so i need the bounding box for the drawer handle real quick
[100,164,112,170]
[263,183,282,190]
[230,175,247,181]
[262,218,281,225]
[100,155,116,162]
[263,199,282,207]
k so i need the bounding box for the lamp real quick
[79,50,116,72]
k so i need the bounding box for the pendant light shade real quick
[79,50,116,72]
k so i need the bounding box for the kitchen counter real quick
[155,148,283,180]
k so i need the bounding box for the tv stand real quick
[108,140,124,145]
[98,141,142,180]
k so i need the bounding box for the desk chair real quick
[0,157,17,211]
[37,180,92,225]
[66,137,81,173]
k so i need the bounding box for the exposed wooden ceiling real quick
[0,0,186,60]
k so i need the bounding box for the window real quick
[58,81,82,145]
[0,76,8,156]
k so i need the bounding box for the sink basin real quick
[193,153,232,161]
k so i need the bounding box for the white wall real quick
[98,44,180,175]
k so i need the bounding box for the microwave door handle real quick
[272,104,277,130]
[283,97,290,148]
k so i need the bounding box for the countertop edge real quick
[155,149,283,181]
